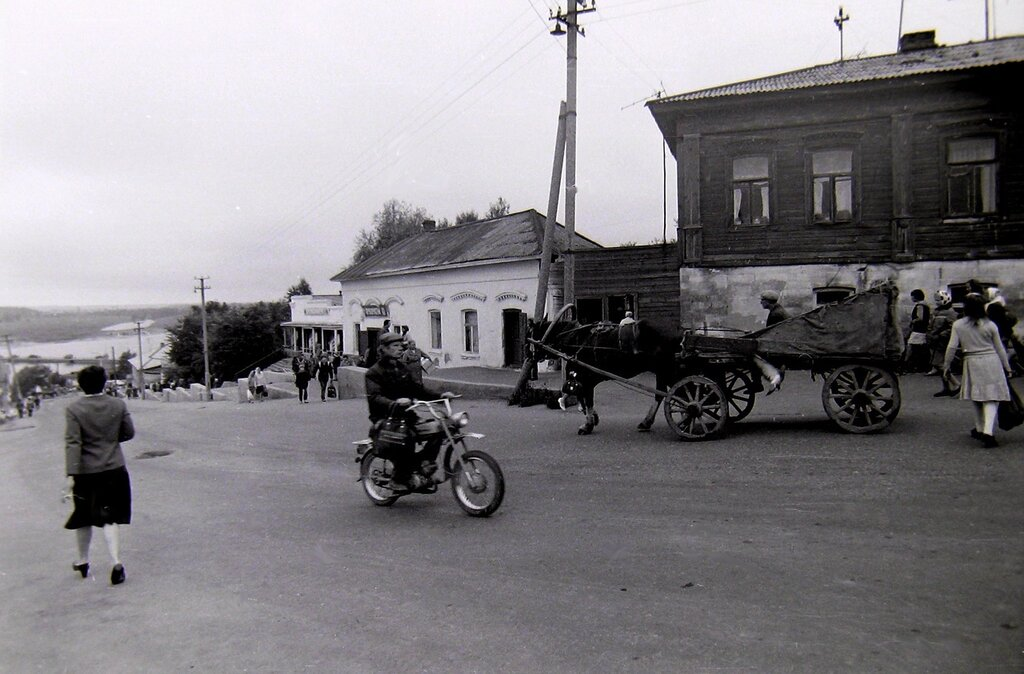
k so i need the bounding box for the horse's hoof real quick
[637,424,651,432]
[592,413,599,427]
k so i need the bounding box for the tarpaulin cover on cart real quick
[745,283,904,361]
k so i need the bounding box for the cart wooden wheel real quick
[821,364,901,433]
[664,375,728,440]
[722,369,756,421]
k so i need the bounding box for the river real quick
[6,331,170,372]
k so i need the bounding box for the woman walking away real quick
[315,355,331,402]
[64,365,135,585]
[944,293,1013,448]
[295,358,311,404]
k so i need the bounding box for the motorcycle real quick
[353,396,505,517]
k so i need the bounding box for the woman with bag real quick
[944,293,1013,448]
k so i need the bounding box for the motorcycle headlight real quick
[452,411,470,427]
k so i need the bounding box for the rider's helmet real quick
[934,290,952,307]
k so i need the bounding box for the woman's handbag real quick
[998,377,1023,431]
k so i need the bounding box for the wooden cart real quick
[663,283,905,440]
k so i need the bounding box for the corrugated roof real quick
[331,209,602,282]
[649,36,1024,105]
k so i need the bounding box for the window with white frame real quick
[429,310,442,350]
[733,156,770,225]
[811,149,854,223]
[946,137,997,216]
[462,310,479,354]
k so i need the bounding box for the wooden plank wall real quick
[574,245,680,333]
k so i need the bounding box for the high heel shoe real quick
[72,562,89,578]
[110,564,125,585]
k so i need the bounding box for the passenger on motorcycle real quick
[364,332,455,490]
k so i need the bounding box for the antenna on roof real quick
[834,5,850,62]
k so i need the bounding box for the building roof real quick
[649,35,1024,106]
[331,209,602,282]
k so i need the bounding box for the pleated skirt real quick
[959,353,1010,402]
[64,466,132,529]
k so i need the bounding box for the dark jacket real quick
[65,394,135,475]
[364,357,441,422]
[766,304,790,327]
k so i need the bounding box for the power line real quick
[249,8,545,251]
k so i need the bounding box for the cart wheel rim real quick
[664,375,728,440]
[723,369,756,421]
[822,364,901,433]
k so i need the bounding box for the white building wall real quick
[340,259,545,369]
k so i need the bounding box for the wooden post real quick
[510,102,568,405]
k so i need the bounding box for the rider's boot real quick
[420,460,439,483]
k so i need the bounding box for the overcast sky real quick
[3,0,1021,308]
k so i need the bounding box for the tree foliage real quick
[13,365,66,397]
[485,197,510,219]
[165,300,289,385]
[350,197,512,265]
[353,199,432,264]
[455,210,479,224]
[285,277,313,300]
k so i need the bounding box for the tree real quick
[486,197,510,219]
[166,301,229,384]
[285,278,313,300]
[14,364,53,397]
[455,210,479,225]
[352,199,432,264]
[114,350,136,380]
[166,299,290,385]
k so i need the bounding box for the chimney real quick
[899,30,937,53]
[422,219,436,232]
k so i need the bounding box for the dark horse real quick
[530,312,682,435]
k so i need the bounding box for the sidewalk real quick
[425,365,562,394]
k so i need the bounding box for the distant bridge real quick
[4,356,110,367]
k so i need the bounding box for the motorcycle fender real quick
[353,439,373,463]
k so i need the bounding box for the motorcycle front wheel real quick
[450,450,504,517]
[360,450,400,506]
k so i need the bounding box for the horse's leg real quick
[638,393,662,432]
[577,385,596,435]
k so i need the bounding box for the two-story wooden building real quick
[647,33,1023,331]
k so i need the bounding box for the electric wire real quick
[249,7,544,251]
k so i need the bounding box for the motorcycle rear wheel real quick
[450,450,504,517]
[360,450,400,506]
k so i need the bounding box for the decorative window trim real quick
[496,291,528,303]
[731,154,772,228]
[943,135,998,218]
[807,147,858,225]
[451,290,487,303]
[422,294,445,304]
[383,296,404,307]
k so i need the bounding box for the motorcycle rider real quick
[364,331,454,490]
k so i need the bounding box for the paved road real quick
[1,374,1022,672]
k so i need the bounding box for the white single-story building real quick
[325,209,601,369]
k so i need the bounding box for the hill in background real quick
[0,305,190,343]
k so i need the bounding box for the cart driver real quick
[364,332,455,489]
[760,290,790,327]
[756,289,787,392]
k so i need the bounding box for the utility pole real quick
[194,276,211,400]
[834,6,850,62]
[1,334,18,408]
[550,1,595,311]
[134,321,145,398]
